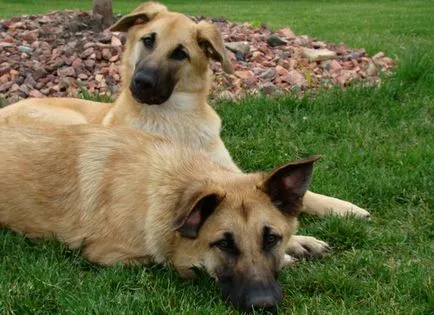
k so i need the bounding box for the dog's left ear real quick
[171,182,225,239]
[109,2,168,32]
[262,156,320,216]
[197,21,234,74]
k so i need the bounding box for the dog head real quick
[110,2,233,105]
[171,156,319,312]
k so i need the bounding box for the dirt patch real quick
[0,10,394,104]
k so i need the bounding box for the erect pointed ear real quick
[109,2,168,32]
[196,21,234,74]
[263,156,320,216]
[171,183,225,239]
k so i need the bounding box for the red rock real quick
[366,62,378,76]
[0,81,13,93]
[280,70,307,88]
[57,67,76,77]
[250,51,262,61]
[111,36,122,47]
[0,42,14,49]
[242,76,257,88]
[9,22,25,29]
[81,47,94,58]
[0,64,11,76]
[0,74,10,84]
[32,66,47,81]
[336,43,348,56]
[102,48,111,60]
[21,30,38,43]
[84,59,96,69]
[72,58,83,69]
[336,70,357,85]
[29,90,44,98]
[109,54,120,62]
[234,70,254,80]
[329,60,342,72]
[83,42,95,49]
[288,59,297,70]
[278,28,295,39]
[263,61,275,67]
[260,82,277,95]
[342,61,353,70]
[275,65,289,76]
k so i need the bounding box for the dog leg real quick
[301,190,371,218]
[286,235,331,258]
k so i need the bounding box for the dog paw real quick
[347,205,371,219]
[286,235,331,259]
[281,254,298,268]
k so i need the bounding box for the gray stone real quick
[372,52,385,60]
[302,48,337,61]
[260,82,277,95]
[57,66,76,78]
[235,51,244,61]
[18,45,33,54]
[267,35,287,47]
[25,74,37,87]
[18,84,30,96]
[259,68,277,80]
[225,41,250,55]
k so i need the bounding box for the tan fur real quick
[0,124,318,310]
[0,2,369,217]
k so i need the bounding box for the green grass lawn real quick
[1,0,433,314]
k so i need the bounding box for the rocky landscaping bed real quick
[0,10,394,104]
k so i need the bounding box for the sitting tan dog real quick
[0,2,370,220]
[0,124,320,311]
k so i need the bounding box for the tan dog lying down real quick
[0,2,370,220]
[0,124,321,311]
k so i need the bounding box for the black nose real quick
[219,278,282,312]
[133,69,156,91]
[129,67,174,105]
[243,283,281,312]
[246,295,277,311]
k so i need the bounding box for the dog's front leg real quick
[286,235,331,259]
[301,190,371,218]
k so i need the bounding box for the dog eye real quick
[210,237,239,255]
[216,239,231,250]
[263,232,281,250]
[170,47,189,61]
[142,34,155,49]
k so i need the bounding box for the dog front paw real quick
[286,235,331,258]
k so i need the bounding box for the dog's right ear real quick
[262,155,320,217]
[109,2,168,32]
[171,183,225,239]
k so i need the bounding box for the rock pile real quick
[0,11,394,104]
